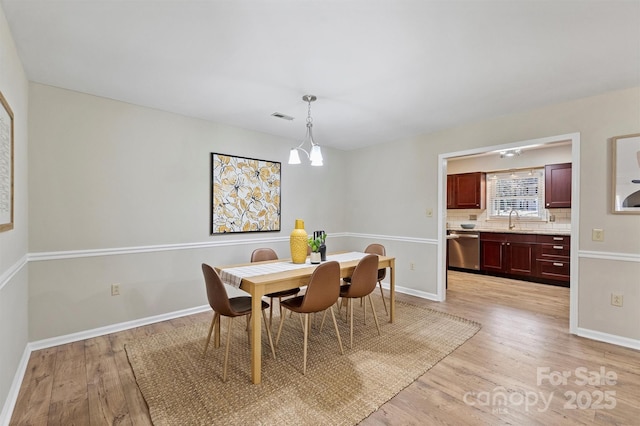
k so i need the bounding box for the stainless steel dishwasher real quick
[447,230,480,270]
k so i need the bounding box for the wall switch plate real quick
[111,283,120,296]
[549,214,556,222]
[592,228,604,242]
[611,293,623,307]
[469,214,477,220]
[426,208,433,217]
[409,262,415,271]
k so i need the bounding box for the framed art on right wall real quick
[0,90,13,232]
[612,133,640,214]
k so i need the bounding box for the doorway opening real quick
[437,133,580,333]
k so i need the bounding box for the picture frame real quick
[0,90,14,232]
[210,153,281,234]
[611,133,640,214]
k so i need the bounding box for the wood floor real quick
[10,271,640,425]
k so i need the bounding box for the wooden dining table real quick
[215,252,396,384]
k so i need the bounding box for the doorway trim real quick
[438,132,580,333]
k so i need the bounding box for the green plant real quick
[307,232,327,253]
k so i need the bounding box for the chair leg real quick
[261,309,276,359]
[368,294,381,336]
[378,280,389,315]
[319,309,328,332]
[275,307,288,347]
[203,313,219,356]
[329,306,344,355]
[223,317,233,382]
[269,297,275,329]
[349,298,354,348]
[302,313,309,375]
[363,294,367,325]
[246,315,251,343]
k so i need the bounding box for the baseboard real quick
[576,327,640,351]
[380,282,441,302]
[29,304,211,351]
[0,345,31,426]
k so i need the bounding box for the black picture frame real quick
[210,153,281,234]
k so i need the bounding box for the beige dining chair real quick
[250,248,301,328]
[342,243,388,315]
[339,254,381,348]
[275,261,344,375]
[201,263,276,382]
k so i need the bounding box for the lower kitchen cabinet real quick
[480,233,536,277]
[536,234,571,284]
[480,232,570,286]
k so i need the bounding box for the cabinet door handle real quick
[553,245,564,249]
[553,262,564,267]
[553,237,564,241]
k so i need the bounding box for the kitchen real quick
[446,141,572,287]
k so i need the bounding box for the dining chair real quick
[250,248,301,328]
[201,263,276,382]
[342,243,388,315]
[339,254,381,348]
[275,261,344,375]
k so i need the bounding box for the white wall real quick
[0,4,29,422]
[344,87,640,341]
[447,143,572,174]
[27,83,349,340]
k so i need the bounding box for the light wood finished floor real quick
[10,271,640,425]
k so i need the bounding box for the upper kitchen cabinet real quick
[545,162,572,208]
[448,172,486,209]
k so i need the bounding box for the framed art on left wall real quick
[210,153,281,234]
[0,90,13,232]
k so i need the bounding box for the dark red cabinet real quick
[545,163,572,208]
[480,232,536,277]
[536,234,570,283]
[447,172,486,209]
[480,232,570,286]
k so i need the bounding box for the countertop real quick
[448,227,571,236]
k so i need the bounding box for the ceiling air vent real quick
[271,112,294,121]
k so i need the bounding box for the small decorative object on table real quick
[290,219,308,264]
[308,231,327,264]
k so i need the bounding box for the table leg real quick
[250,288,264,384]
[389,259,395,323]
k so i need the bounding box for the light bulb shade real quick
[309,145,323,163]
[288,148,301,164]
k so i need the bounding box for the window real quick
[487,169,545,220]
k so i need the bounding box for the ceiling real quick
[2,1,639,151]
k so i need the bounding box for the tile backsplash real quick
[447,208,571,233]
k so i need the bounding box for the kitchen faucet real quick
[508,208,519,230]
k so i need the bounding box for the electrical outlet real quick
[592,229,604,242]
[426,208,433,217]
[409,262,415,271]
[111,283,120,296]
[611,293,623,307]
[549,214,556,222]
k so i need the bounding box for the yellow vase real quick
[290,219,308,264]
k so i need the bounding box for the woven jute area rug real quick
[126,299,481,425]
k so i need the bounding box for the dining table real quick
[215,251,396,384]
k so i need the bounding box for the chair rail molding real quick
[0,254,28,292]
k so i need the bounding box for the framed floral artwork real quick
[0,90,13,233]
[210,153,281,234]
[612,133,640,214]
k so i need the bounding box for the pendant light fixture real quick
[288,95,323,166]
